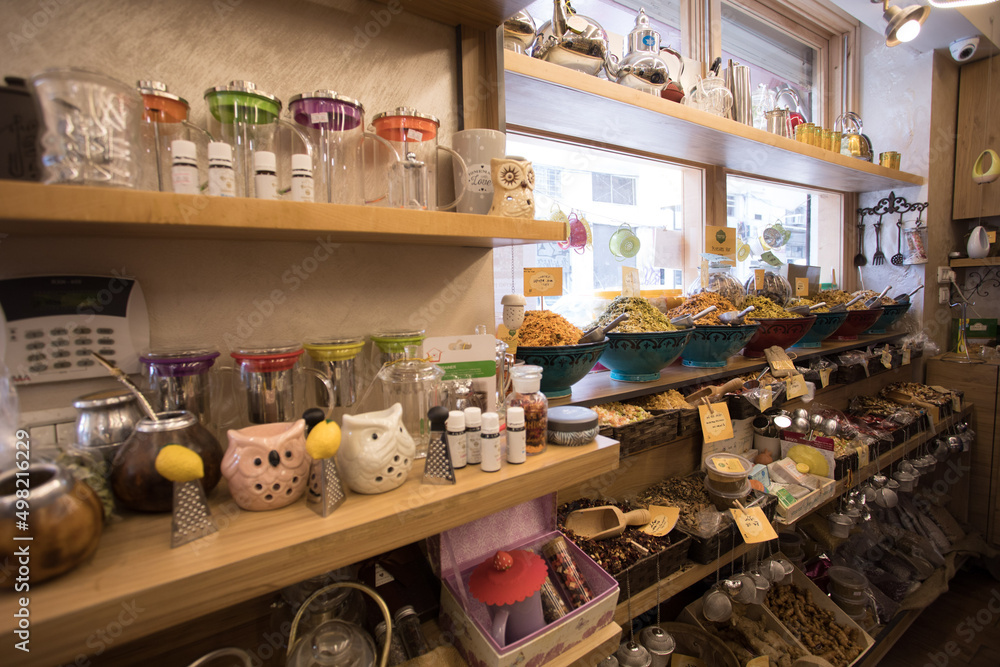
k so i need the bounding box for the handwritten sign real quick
[881,348,892,368]
[712,457,746,474]
[759,384,773,411]
[730,506,778,543]
[705,226,736,260]
[523,267,562,297]
[640,506,679,536]
[699,402,735,443]
[819,367,832,388]
[785,374,808,399]
[795,277,809,297]
[496,323,518,355]
[622,266,641,297]
[754,268,766,291]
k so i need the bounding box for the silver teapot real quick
[613,9,669,94]
[533,0,615,77]
[503,10,536,54]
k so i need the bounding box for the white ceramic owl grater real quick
[154,445,218,548]
[487,156,535,219]
[303,408,346,518]
[422,406,455,485]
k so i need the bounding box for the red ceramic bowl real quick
[741,316,817,358]
[830,308,883,340]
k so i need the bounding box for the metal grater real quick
[422,430,455,485]
[309,458,346,517]
[171,480,217,548]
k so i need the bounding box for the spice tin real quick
[547,406,599,446]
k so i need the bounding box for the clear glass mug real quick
[137,81,213,192]
[371,107,466,210]
[29,68,144,188]
[204,81,312,198]
[225,345,333,426]
[288,91,400,204]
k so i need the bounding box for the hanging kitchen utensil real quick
[872,214,886,265]
[854,209,868,267]
[563,505,650,541]
[891,212,905,266]
[905,203,929,264]
[609,223,641,260]
[557,211,592,254]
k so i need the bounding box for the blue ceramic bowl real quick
[515,340,608,398]
[598,328,695,382]
[793,311,849,348]
[681,324,760,368]
[867,302,911,334]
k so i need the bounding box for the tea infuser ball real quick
[501,294,527,331]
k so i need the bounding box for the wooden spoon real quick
[564,506,651,540]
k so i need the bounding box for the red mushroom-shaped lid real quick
[469,549,549,607]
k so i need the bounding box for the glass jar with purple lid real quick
[289,90,399,204]
[140,348,220,428]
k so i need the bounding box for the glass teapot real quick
[286,582,391,667]
[683,72,733,118]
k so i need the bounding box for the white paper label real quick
[406,128,423,142]
[310,112,330,125]
[467,163,492,193]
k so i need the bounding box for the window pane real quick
[522,0,682,55]
[721,2,817,122]
[727,176,842,287]
[493,134,702,321]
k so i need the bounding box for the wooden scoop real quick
[564,506,651,540]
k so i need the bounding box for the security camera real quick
[950,36,980,62]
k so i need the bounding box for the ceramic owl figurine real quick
[487,157,535,219]
[223,420,311,511]
[337,403,416,494]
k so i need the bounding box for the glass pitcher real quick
[204,81,311,198]
[29,68,143,188]
[288,90,399,204]
[140,348,221,430]
[137,81,212,193]
[371,107,466,210]
[304,338,366,410]
[228,344,332,425]
[376,345,444,458]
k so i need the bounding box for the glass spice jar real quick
[506,365,548,455]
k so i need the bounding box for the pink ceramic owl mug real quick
[224,419,311,511]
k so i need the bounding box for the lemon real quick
[155,444,205,482]
[306,420,342,459]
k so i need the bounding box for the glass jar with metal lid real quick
[137,80,212,192]
[304,338,365,408]
[371,107,466,211]
[376,345,444,458]
[140,348,220,428]
[229,344,331,424]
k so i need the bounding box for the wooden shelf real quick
[549,622,622,667]
[950,257,1000,267]
[504,53,925,193]
[557,332,906,408]
[378,0,530,29]
[0,437,619,667]
[0,181,567,247]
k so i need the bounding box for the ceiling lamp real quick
[928,0,998,7]
[872,0,931,46]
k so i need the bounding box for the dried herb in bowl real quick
[518,310,583,346]
[589,296,679,333]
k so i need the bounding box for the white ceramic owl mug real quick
[487,156,535,219]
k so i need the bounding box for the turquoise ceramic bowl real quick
[515,340,608,398]
[793,311,849,348]
[867,303,910,334]
[598,328,694,382]
[681,324,760,368]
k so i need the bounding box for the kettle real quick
[836,111,873,161]
[533,0,615,77]
[613,10,669,94]
[503,10,537,54]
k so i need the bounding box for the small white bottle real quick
[290,153,314,203]
[253,150,279,200]
[464,407,482,465]
[446,410,467,470]
[207,141,236,197]
[480,412,502,472]
[170,139,199,195]
[506,406,526,464]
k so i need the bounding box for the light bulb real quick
[896,19,921,42]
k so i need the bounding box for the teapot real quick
[613,10,669,94]
[836,111,873,161]
[503,10,537,54]
[469,550,548,645]
[533,0,616,77]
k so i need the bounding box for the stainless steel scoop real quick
[787,301,827,315]
[830,293,865,312]
[718,305,755,325]
[669,305,717,328]
[892,285,923,304]
[864,286,891,309]
[578,312,629,344]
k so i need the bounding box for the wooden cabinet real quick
[926,357,1000,545]
[953,55,1000,220]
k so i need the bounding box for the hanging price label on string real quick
[640,506,679,536]
[622,266,641,297]
[819,367,832,388]
[881,347,892,368]
[902,345,911,365]
[785,373,808,399]
[523,267,563,297]
[759,384,773,411]
[699,401,734,443]
[495,323,518,355]
[754,268,765,291]
[795,277,809,296]
[700,259,710,289]
[730,506,778,543]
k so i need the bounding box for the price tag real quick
[523,267,563,297]
[699,402,734,443]
[705,225,736,259]
[729,506,778,543]
[700,259,709,289]
[881,348,892,368]
[785,373,808,399]
[989,230,997,243]
[754,268,766,291]
[496,323,518,355]
[622,266,641,297]
[857,442,870,467]
[640,506,679,536]
[405,128,423,142]
[795,277,809,296]
[902,346,911,365]
[759,384,773,411]
[672,654,707,667]
[819,367,832,388]
[310,112,330,125]
[712,456,746,473]
[952,393,961,411]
